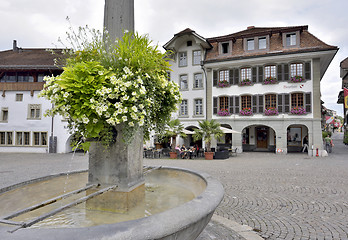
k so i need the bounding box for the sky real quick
[0,0,346,116]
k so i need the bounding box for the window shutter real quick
[234,96,240,114]
[258,95,264,113]
[284,64,289,81]
[252,67,257,83]
[229,69,234,85]
[234,69,239,85]
[277,65,283,81]
[213,97,218,114]
[278,94,283,113]
[213,70,218,87]
[305,92,312,113]
[305,62,311,80]
[258,66,264,83]
[252,95,258,113]
[284,94,290,113]
[229,96,234,114]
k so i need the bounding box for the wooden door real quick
[257,128,268,148]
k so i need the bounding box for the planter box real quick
[169,152,178,159]
[204,152,214,160]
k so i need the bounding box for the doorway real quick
[256,127,268,149]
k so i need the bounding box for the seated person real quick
[180,144,187,158]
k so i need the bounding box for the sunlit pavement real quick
[1,132,347,239]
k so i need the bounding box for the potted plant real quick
[264,107,279,116]
[163,119,187,159]
[217,79,230,88]
[290,75,304,83]
[239,107,253,116]
[192,120,223,160]
[263,76,278,85]
[39,28,182,152]
[291,106,306,115]
[217,108,231,116]
[239,79,252,86]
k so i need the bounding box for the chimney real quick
[247,26,255,30]
[13,40,18,52]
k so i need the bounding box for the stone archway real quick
[242,124,276,152]
[287,124,309,153]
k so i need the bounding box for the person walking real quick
[302,136,309,152]
[324,133,333,153]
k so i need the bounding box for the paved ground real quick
[1,132,347,239]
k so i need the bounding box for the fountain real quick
[0,1,224,239]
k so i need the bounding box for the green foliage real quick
[344,132,348,144]
[39,27,181,151]
[193,120,223,152]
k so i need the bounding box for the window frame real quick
[241,68,252,81]
[291,93,304,108]
[28,104,41,120]
[194,98,203,116]
[220,41,231,55]
[247,39,255,51]
[16,93,23,102]
[193,73,203,89]
[15,131,31,146]
[264,65,277,78]
[258,37,267,49]
[180,99,188,116]
[33,132,48,146]
[179,75,188,90]
[178,52,187,67]
[241,95,252,109]
[290,63,303,77]
[1,108,8,122]
[192,50,201,65]
[219,96,229,111]
[265,94,277,109]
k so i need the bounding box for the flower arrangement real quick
[264,107,279,116]
[239,107,253,116]
[39,28,181,151]
[239,79,252,86]
[217,80,230,88]
[290,75,304,83]
[217,108,231,116]
[290,106,306,115]
[263,77,278,85]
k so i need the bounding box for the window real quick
[187,41,192,46]
[180,100,188,116]
[180,75,188,90]
[194,99,203,115]
[265,94,277,108]
[28,104,41,119]
[16,94,23,102]
[194,73,203,88]
[219,96,229,111]
[291,93,304,108]
[16,132,30,146]
[0,132,13,145]
[0,72,34,82]
[193,50,201,65]
[247,39,255,50]
[219,70,229,82]
[221,42,230,54]
[290,63,303,77]
[241,95,252,109]
[179,52,187,67]
[33,132,48,146]
[258,37,266,49]
[241,68,251,80]
[1,108,8,122]
[286,33,297,46]
[264,65,276,78]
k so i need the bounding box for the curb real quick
[212,214,264,240]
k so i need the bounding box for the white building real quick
[0,41,72,153]
[164,26,338,156]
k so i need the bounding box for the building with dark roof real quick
[164,25,338,156]
[0,41,71,153]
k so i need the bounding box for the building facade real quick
[0,41,71,153]
[337,57,348,139]
[164,26,338,156]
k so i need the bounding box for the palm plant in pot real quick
[193,120,223,160]
[162,119,187,159]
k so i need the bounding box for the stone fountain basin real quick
[0,166,224,240]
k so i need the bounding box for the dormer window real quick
[221,42,230,54]
[286,33,297,46]
[247,39,255,50]
[258,37,266,49]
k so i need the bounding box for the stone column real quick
[104,0,134,42]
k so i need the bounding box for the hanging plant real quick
[290,75,304,83]
[263,77,278,85]
[217,109,231,116]
[239,79,252,86]
[264,107,279,116]
[239,107,253,116]
[290,106,306,115]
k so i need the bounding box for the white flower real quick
[122,116,128,122]
[93,119,98,124]
[129,122,134,127]
[63,92,69,98]
[82,116,89,124]
[139,104,144,109]
[122,96,129,101]
[98,71,104,75]
[114,102,121,108]
[131,106,138,112]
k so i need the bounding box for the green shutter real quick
[229,96,234,114]
[234,68,239,85]
[258,95,264,113]
[252,95,258,113]
[305,92,312,113]
[229,69,234,85]
[234,96,240,114]
[213,97,218,114]
[252,67,257,83]
[284,64,289,81]
[277,65,283,81]
[213,70,218,87]
[284,94,290,113]
[258,66,264,83]
[278,94,283,113]
[305,62,311,80]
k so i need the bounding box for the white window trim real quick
[178,51,188,67]
[179,99,189,117]
[27,104,41,120]
[193,72,204,89]
[194,98,204,116]
[192,50,202,66]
